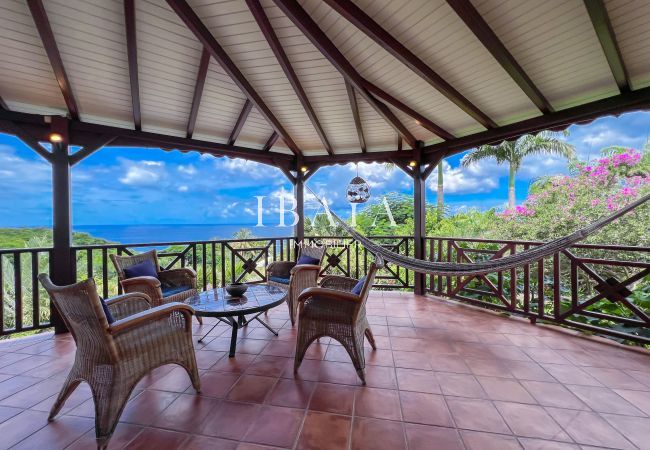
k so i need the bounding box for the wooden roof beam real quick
[27,0,80,121]
[228,100,253,146]
[446,0,553,114]
[166,0,302,155]
[345,81,366,152]
[246,0,333,155]
[583,0,630,93]
[186,48,210,138]
[124,0,142,130]
[273,0,417,148]
[322,0,496,129]
[262,132,279,151]
[362,81,454,140]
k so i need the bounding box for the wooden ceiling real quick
[0,0,649,168]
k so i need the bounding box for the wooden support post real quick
[49,117,72,333]
[413,146,426,296]
[294,167,305,248]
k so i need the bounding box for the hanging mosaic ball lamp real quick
[346,164,371,204]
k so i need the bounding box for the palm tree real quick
[461,131,575,209]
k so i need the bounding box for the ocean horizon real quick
[74,224,293,244]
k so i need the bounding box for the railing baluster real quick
[553,253,560,319]
[86,248,93,281]
[102,248,109,298]
[31,251,39,328]
[220,242,226,287]
[509,244,516,310]
[14,252,22,332]
[537,259,544,318]
[211,243,216,289]
[202,243,207,291]
[523,244,530,313]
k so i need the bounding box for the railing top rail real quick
[69,236,296,250]
[0,247,53,254]
[424,236,650,252]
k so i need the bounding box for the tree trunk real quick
[508,163,516,209]
[437,162,444,222]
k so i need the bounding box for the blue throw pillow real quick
[297,254,320,265]
[99,297,115,324]
[123,259,158,279]
[351,276,366,295]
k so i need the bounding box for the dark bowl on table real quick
[226,283,248,297]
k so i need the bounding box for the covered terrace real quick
[0,0,649,448]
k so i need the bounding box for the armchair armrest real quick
[121,275,160,289]
[267,261,295,278]
[297,287,360,304]
[159,267,197,288]
[109,303,195,335]
[320,275,359,292]
[290,264,320,275]
[105,292,151,321]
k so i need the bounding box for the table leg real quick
[239,311,279,336]
[228,316,239,358]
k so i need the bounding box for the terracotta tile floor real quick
[0,291,648,449]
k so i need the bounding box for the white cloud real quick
[428,160,499,194]
[177,164,196,175]
[177,185,189,192]
[119,160,166,186]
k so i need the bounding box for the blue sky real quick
[0,111,648,227]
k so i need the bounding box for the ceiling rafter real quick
[446,0,553,114]
[322,0,496,129]
[186,48,211,138]
[228,100,253,146]
[246,0,333,155]
[124,0,142,130]
[345,81,366,152]
[262,132,279,151]
[166,0,302,155]
[27,0,80,121]
[583,0,630,93]
[272,0,418,149]
[362,81,454,140]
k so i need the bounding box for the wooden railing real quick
[425,237,650,345]
[1,236,648,344]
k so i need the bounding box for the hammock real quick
[307,187,649,277]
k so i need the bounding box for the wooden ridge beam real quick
[246,0,333,155]
[124,0,142,130]
[187,48,211,138]
[262,131,279,151]
[446,0,553,114]
[422,85,650,161]
[323,0,496,129]
[27,0,80,120]
[583,0,630,92]
[273,0,418,149]
[363,81,454,140]
[166,0,302,155]
[228,100,253,146]
[345,81,366,152]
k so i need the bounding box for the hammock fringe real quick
[306,188,649,277]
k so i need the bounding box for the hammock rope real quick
[306,188,649,277]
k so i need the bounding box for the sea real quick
[74,224,293,245]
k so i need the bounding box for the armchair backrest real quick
[300,245,326,267]
[357,261,379,310]
[38,274,118,364]
[111,249,160,282]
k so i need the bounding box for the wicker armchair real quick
[39,275,200,449]
[110,249,201,324]
[267,245,326,325]
[294,262,379,384]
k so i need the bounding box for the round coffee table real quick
[184,283,288,357]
